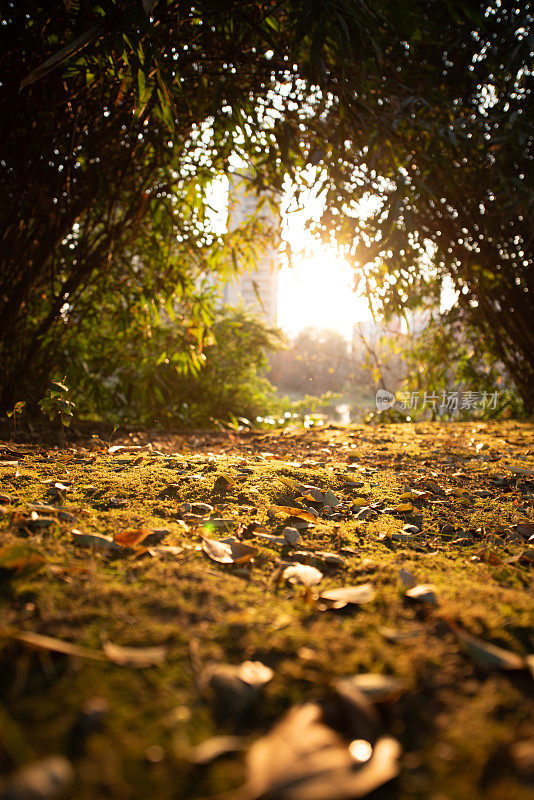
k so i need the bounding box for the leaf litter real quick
[236,703,401,800]
[0,421,533,799]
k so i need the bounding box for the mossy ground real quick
[0,420,533,799]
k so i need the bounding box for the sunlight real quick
[206,168,373,339]
[277,239,372,340]
[279,180,372,339]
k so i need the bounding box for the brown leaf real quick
[393,502,414,513]
[102,640,168,668]
[217,472,237,487]
[240,703,401,800]
[108,445,145,454]
[14,513,56,531]
[399,568,417,588]
[6,630,106,661]
[113,528,153,547]
[151,545,184,558]
[516,523,534,539]
[268,505,318,523]
[299,484,325,502]
[322,490,341,508]
[473,547,503,565]
[0,545,47,577]
[201,536,256,565]
[447,621,525,670]
[314,551,346,567]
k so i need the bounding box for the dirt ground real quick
[0,420,533,800]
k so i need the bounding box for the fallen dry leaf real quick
[239,703,401,800]
[276,476,301,491]
[189,734,245,765]
[113,528,162,547]
[216,472,237,487]
[201,535,256,565]
[71,530,122,553]
[405,584,438,606]
[314,551,346,566]
[268,505,318,523]
[108,445,145,454]
[151,545,184,558]
[202,661,274,715]
[399,568,417,588]
[473,547,503,565]
[102,640,168,667]
[379,626,423,643]
[447,621,526,670]
[318,583,375,609]
[516,523,534,539]
[322,490,341,508]
[282,563,323,587]
[5,629,106,661]
[299,484,325,502]
[283,527,301,545]
[13,512,56,531]
[508,465,534,477]
[0,544,47,577]
[399,490,430,501]
[335,674,404,703]
[394,502,414,513]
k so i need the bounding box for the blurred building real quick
[222,173,280,326]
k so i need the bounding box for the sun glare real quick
[277,239,371,340]
[206,171,372,339]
